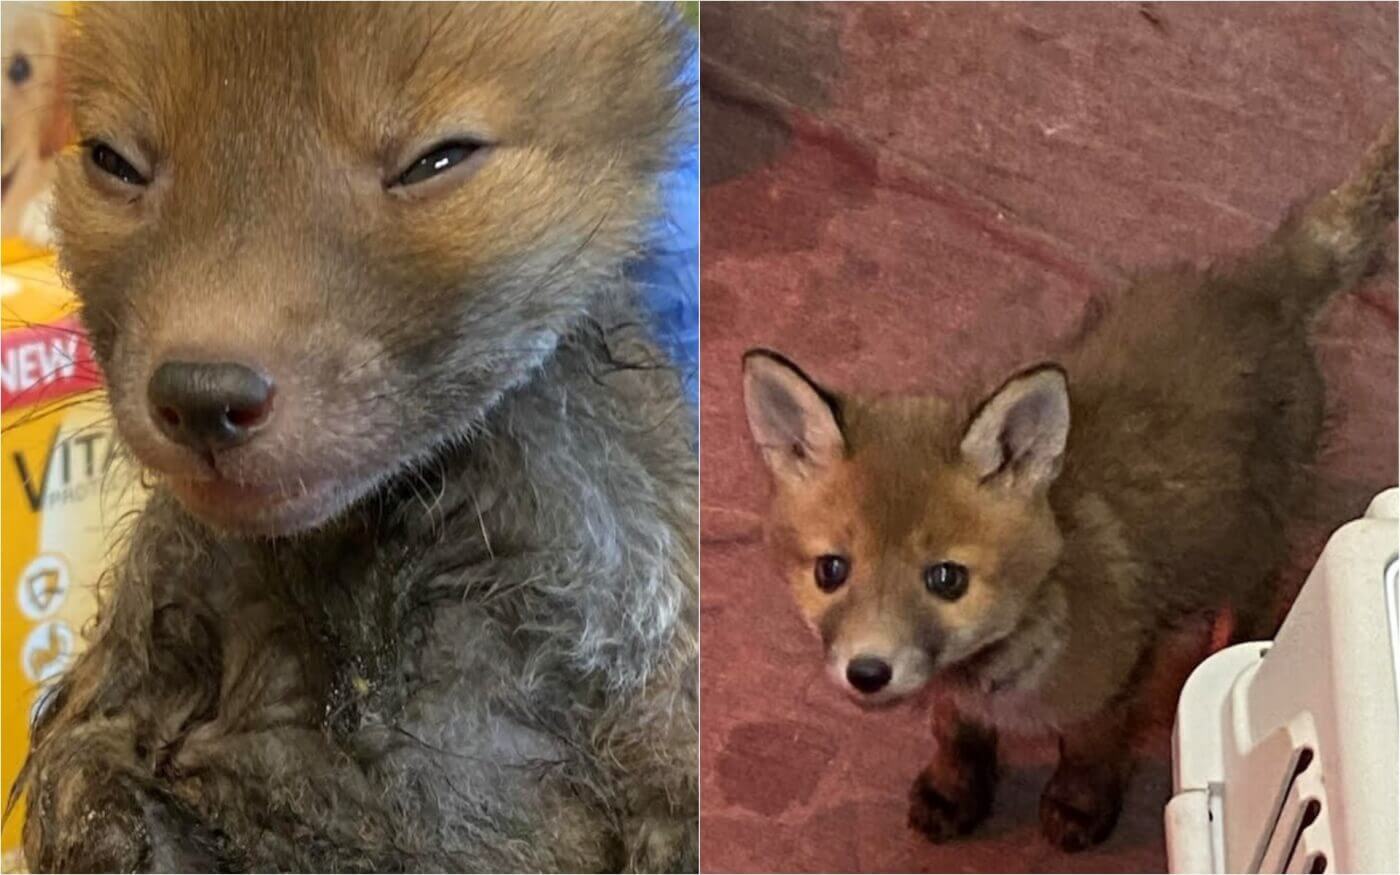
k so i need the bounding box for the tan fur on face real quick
[767,392,1065,701]
[54,2,689,534]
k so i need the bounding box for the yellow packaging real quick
[1,239,145,866]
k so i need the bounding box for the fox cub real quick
[742,122,1396,852]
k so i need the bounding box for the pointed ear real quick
[961,365,1070,493]
[742,349,846,483]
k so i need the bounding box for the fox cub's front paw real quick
[24,769,152,873]
[1038,762,1123,852]
[906,758,996,844]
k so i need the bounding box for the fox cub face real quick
[742,351,1070,704]
[55,3,690,536]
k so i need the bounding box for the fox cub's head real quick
[56,3,691,536]
[742,350,1069,705]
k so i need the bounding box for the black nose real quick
[846,656,893,694]
[148,361,273,451]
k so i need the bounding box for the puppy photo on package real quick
[4,3,699,872]
[2,1,69,245]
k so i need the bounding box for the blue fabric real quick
[632,40,699,408]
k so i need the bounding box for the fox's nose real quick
[148,361,274,452]
[846,656,893,694]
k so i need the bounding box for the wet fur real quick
[14,3,697,872]
[744,121,1396,851]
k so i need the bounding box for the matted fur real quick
[13,3,698,872]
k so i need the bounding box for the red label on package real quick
[1,318,101,412]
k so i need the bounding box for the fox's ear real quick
[742,350,846,482]
[961,365,1069,494]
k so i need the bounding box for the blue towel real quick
[631,36,699,408]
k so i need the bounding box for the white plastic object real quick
[1166,487,1399,874]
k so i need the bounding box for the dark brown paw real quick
[907,764,994,844]
[1039,766,1123,852]
[24,758,230,874]
[25,776,151,873]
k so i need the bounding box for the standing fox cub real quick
[742,122,1397,852]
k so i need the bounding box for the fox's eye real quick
[814,555,850,593]
[86,141,148,187]
[396,140,484,187]
[923,562,969,601]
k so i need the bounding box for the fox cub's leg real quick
[23,724,151,873]
[908,702,998,843]
[1040,703,1132,852]
[22,718,226,873]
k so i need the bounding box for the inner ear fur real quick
[961,363,1070,493]
[741,349,846,482]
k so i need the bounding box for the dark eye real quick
[8,54,31,85]
[814,555,850,593]
[923,562,969,601]
[396,140,482,187]
[87,141,148,187]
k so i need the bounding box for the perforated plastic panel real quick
[1167,489,1399,874]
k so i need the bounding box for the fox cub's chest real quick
[950,684,1064,735]
[320,596,585,763]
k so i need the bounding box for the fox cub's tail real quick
[1261,117,1398,320]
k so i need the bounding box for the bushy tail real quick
[1261,117,1398,320]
